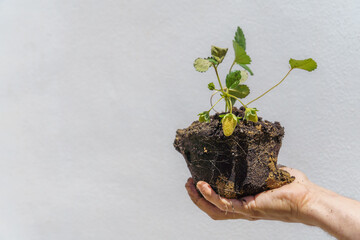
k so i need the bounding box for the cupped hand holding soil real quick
[185,167,360,240]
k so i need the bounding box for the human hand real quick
[186,167,360,239]
[185,167,316,224]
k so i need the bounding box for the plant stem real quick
[227,94,247,108]
[246,69,293,106]
[208,96,224,112]
[213,64,225,92]
[228,98,233,114]
[229,60,236,73]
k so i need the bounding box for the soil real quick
[174,107,294,199]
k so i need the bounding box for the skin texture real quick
[185,167,360,240]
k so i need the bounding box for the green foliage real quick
[233,41,251,65]
[208,82,215,90]
[191,26,317,137]
[226,71,242,88]
[289,58,317,72]
[207,57,218,65]
[234,27,246,50]
[238,63,254,75]
[244,108,259,123]
[229,84,250,99]
[229,84,250,106]
[226,70,249,106]
[198,111,210,123]
[194,58,212,72]
[211,46,228,64]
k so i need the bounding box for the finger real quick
[185,178,246,220]
[185,178,225,218]
[196,181,252,214]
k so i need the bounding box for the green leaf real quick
[208,82,215,90]
[229,84,250,99]
[226,71,242,88]
[239,70,248,83]
[207,57,218,65]
[238,64,254,75]
[233,41,251,65]
[211,46,228,64]
[221,113,238,136]
[289,58,317,72]
[244,107,259,123]
[229,84,250,106]
[198,111,210,123]
[226,71,249,89]
[194,58,212,72]
[234,27,246,50]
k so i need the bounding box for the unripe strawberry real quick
[221,113,238,136]
[244,108,259,123]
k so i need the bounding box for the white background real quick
[0,0,359,239]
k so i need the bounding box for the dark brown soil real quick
[174,107,294,199]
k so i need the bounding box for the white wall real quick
[0,0,359,239]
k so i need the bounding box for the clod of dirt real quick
[174,107,294,198]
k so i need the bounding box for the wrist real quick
[298,183,337,226]
[298,184,360,239]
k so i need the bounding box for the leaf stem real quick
[208,96,224,112]
[228,98,233,114]
[210,91,221,113]
[246,68,293,106]
[229,60,236,73]
[227,94,247,108]
[212,64,225,92]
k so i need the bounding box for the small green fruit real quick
[221,113,238,136]
[244,108,258,123]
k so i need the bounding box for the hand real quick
[185,167,315,223]
[186,167,360,239]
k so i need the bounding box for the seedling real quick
[194,27,317,136]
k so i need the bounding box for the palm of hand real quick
[185,167,313,222]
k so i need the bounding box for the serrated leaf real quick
[221,113,238,136]
[198,111,210,123]
[234,27,246,50]
[229,84,250,99]
[289,58,317,72]
[211,46,228,64]
[226,71,248,89]
[226,71,242,88]
[208,82,215,90]
[229,84,250,107]
[233,41,251,65]
[194,58,212,72]
[238,64,254,75]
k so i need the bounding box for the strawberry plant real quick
[194,27,317,136]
